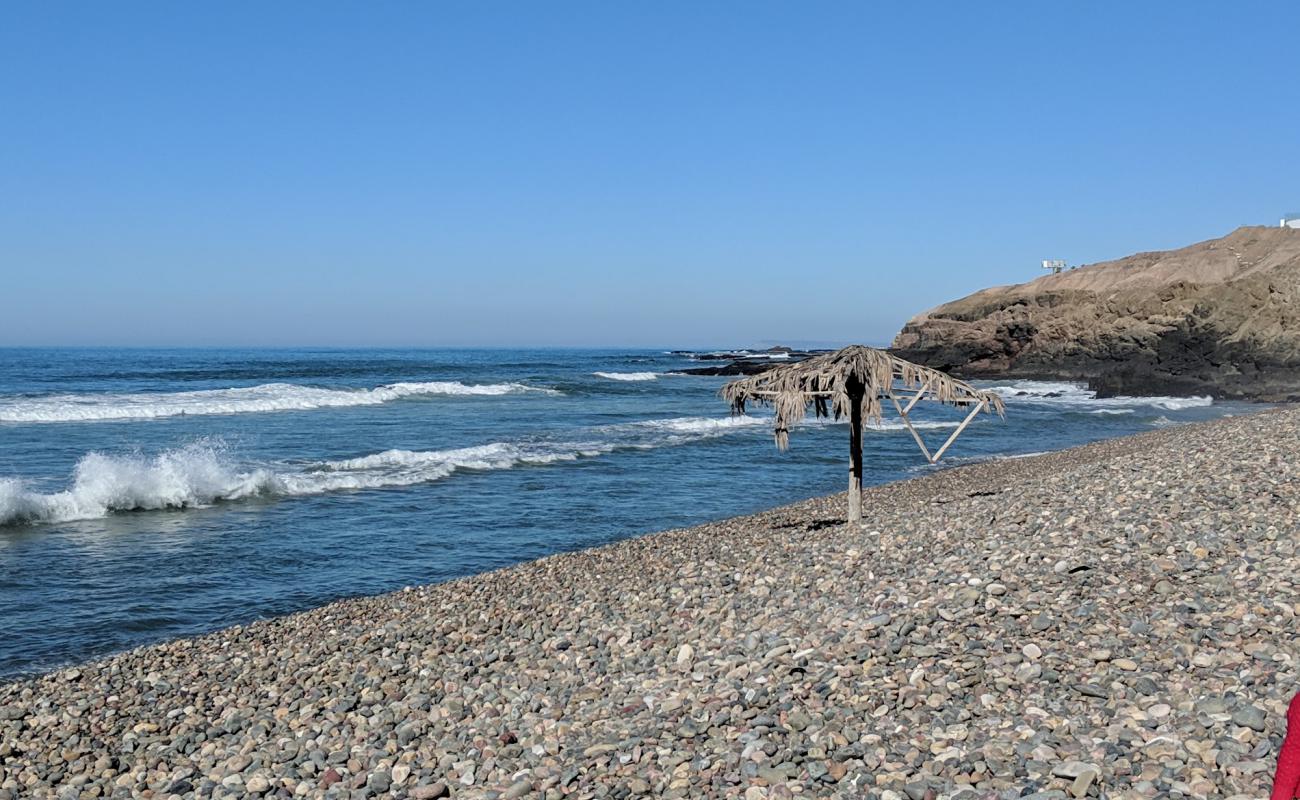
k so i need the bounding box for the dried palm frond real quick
[721,345,1004,449]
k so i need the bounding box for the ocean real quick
[0,348,1249,679]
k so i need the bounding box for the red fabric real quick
[1273,693,1300,800]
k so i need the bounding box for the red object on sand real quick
[1274,693,1300,799]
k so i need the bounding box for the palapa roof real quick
[722,345,1005,449]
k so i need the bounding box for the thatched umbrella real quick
[722,345,1004,524]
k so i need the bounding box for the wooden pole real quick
[890,392,934,463]
[847,377,864,525]
[930,400,986,463]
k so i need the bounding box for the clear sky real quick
[3,2,1297,348]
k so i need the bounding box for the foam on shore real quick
[987,380,1212,411]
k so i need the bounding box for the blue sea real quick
[0,348,1250,679]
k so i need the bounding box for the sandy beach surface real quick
[2,407,1297,800]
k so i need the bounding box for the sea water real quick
[0,348,1245,678]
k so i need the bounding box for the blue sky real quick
[3,2,1297,348]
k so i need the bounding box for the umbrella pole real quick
[847,381,864,525]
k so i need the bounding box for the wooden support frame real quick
[890,392,933,463]
[759,377,990,469]
[929,400,986,463]
[888,382,987,465]
[721,346,1005,530]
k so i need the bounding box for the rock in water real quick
[891,225,1300,400]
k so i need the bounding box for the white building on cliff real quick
[1283,213,1300,229]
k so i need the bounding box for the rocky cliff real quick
[891,226,1300,400]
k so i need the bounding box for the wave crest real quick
[0,415,768,526]
[0,409,987,527]
[0,381,560,424]
[593,372,658,381]
[0,442,278,525]
[986,381,1211,411]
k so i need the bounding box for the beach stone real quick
[1069,769,1098,798]
[1232,705,1268,732]
[2,409,1297,799]
[367,770,391,793]
[1052,761,1097,780]
[1132,676,1159,695]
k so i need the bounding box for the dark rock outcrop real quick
[891,226,1300,400]
[672,348,828,376]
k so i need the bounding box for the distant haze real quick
[2,3,1297,348]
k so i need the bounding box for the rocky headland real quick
[2,408,1297,799]
[891,226,1300,400]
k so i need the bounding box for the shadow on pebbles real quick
[2,408,1298,799]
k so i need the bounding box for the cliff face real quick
[891,226,1300,400]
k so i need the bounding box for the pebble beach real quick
[2,407,1297,800]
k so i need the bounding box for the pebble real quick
[1232,705,1268,732]
[1,409,1297,798]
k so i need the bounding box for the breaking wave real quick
[607,415,768,434]
[0,381,560,424]
[867,419,960,431]
[985,381,1212,411]
[0,415,769,526]
[0,442,278,526]
[593,372,658,381]
[0,410,986,527]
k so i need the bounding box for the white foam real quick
[987,381,1085,398]
[609,415,771,435]
[320,442,609,474]
[759,417,961,432]
[985,381,1212,412]
[0,442,279,525]
[0,406,992,527]
[1151,397,1214,410]
[0,442,594,526]
[866,419,961,431]
[0,381,559,424]
[593,372,658,381]
[617,415,961,435]
[0,415,773,526]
